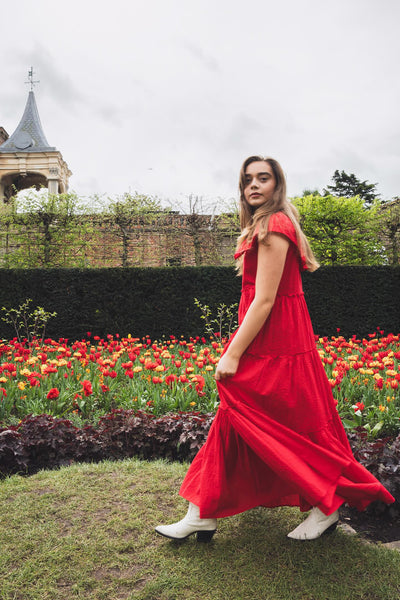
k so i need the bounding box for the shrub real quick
[348,429,400,518]
[0,266,399,339]
[0,410,214,478]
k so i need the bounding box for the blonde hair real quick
[236,156,319,272]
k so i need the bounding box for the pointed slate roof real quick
[0,91,56,153]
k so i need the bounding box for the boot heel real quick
[323,521,338,535]
[196,529,216,542]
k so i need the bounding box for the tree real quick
[292,194,386,265]
[165,195,240,267]
[1,189,94,268]
[98,192,169,267]
[323,170,380,206]
[184,195,238,267]
[302,188,320,197]
[378,199,400,265]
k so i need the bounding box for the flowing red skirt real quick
[180,350,395,519]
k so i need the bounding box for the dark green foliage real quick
[302,266,400,338]
[324,170,380,206]
[0,266,399,341]
[0,267,241,340]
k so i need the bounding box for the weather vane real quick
[25,67,40,91]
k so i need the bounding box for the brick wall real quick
[0,212,240,268]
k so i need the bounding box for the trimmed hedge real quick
[0,266,399,340]
[302,266,400,338]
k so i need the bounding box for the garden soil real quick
[340,506,400,543]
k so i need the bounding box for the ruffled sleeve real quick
[234,212,307,270]
[268,212,307,271]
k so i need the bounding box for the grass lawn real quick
[0,459,399,600]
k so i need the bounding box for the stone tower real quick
[0,79,71,203]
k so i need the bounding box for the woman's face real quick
[243,161,276,209]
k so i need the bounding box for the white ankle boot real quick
[155,502,217,542]
[287,507,339,540]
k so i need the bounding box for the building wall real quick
[0,127,8,146]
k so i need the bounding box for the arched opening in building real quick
[1,171,48,201]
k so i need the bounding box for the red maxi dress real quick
[180,211,394,518]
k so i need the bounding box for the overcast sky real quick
[0,0,399,210]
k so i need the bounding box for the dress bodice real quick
[233,212,314,355]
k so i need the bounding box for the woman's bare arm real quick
[215,233,289,380]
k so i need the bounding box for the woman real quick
[155,156,394,542]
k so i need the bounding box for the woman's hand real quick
[215,353,240,381]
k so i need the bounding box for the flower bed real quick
[319,330,400,437]
[1,331,400,516]
[0,334,221,425]
[0,331,399,436]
